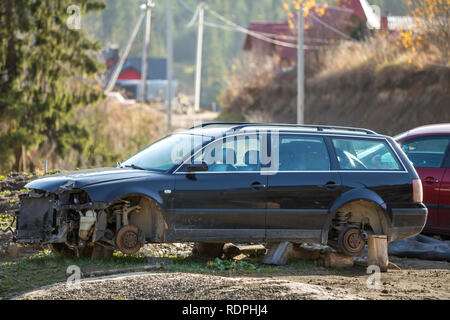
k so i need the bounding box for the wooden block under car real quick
[367,235,389,272]
[323,252,354,268]
[290,245,321,261]
[6,243,21,259]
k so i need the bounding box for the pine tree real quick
[0,0,106,171]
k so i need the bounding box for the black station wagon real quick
[14,123,428,257]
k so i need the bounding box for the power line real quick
[179,0,335,50]
[205,6,299,49]
[176,0,196,14]
[178,0,449,68]
[203,20,327,50]
[309,13,450,68]
[179,0,302,49]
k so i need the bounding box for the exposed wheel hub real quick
[338,226,365,256]
[116,225,141,255]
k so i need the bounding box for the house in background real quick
[103,47,177,101]
[243,5,358,68]
[243,0,414,68]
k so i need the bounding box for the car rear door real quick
[266,134,341,242]
[438,147,450,233]
[400,135,450,230]
[171,133,267,242]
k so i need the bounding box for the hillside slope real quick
[220,52,449,136]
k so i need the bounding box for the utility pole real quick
[105,10,145,92]
[297,3,305,124]
[141,0,154,102]
[194,3,205,113]
[167,0,173,132]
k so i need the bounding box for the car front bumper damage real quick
[13,189,108,246]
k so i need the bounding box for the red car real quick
[395,124,450,236]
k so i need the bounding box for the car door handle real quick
[251,182,266,190]
[424,177,439,184]
[322,181,339,189]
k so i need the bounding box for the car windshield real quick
[121,133,213,171]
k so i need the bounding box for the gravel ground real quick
[14,272,361,300]
[141,243,195,258]
[11,255,450,300]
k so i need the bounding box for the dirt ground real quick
[1,173,449,300]
[12,257,450,300]
[268,256,450,300]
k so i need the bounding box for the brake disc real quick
[338,226,365,256]
[115,225,141,255]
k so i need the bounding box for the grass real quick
[0,214,14,230]
[0,250,151,299]
[0,190,11,196]
[0,249,320,299]
[0,214,13,223]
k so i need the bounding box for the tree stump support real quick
[367,235,389,272]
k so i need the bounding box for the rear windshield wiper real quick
[121,164,146,170]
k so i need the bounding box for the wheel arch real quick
[321,188,391,244]
[104,192,169,243]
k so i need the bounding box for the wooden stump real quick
[7,243,21,259]
[238,244,266,257]
[367,235,389,272]
[223,244,267,259]
[324,252,354,268]
[192,242,225,258]
[223,243,241,259]
[290,246,321,261]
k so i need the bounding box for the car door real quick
[400,135,450,230]
[438,148,450,233]
[266,134,341,242]
[171,133,267,242]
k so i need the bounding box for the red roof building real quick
[242,0,403,66]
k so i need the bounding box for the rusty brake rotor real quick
[115,225,141,255]
[339,226,365,256]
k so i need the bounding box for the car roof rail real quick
[190,122,250,129]
[190,122,377,135]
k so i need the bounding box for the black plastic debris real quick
[388,234,450,262]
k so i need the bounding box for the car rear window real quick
[332,138,403,171]
[275,136,330,171]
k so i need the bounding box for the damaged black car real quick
[13,123,428,258]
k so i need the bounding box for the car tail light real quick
[412,179,423,203]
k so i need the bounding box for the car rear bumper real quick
[389,204,428,242]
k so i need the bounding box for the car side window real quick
[193,135,261,172]
[332,138,402,171]
[276,136,330,171]
[400,136,450,168]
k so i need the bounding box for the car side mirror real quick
[185,162,209,172]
